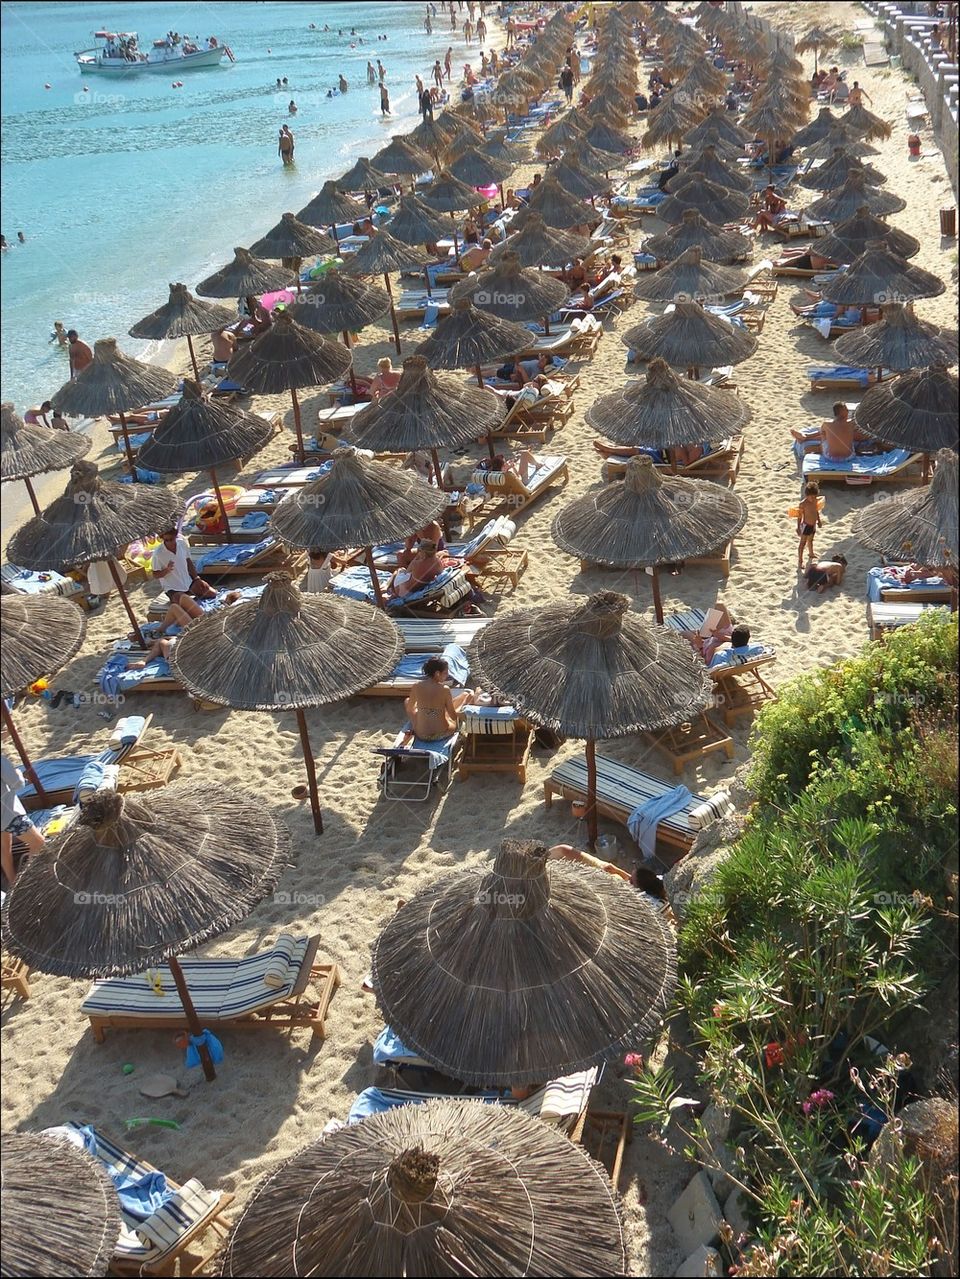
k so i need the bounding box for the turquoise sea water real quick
[0,1,479,409]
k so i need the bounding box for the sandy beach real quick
[2,3,957,1273]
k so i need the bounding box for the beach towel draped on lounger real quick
[802,448,915,478]
[866,566,947,602]
[192,537,276,571]
[64,1125,175,1220]
[807,366,873,387]
[628,784,692,859]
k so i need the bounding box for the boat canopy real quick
[94,31,137,38]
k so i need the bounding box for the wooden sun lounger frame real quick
[579,538,735,580]
[804,453,926,486]
[711,655,777,724]
[544,769,696,856]
[604,436,745,487]
[491,376,580,444]
[809,371,880,392]
[877,585,955,604]
[457,712,534,783]
[200,545,306,578]
[644,713,735,773]
[87,939,341,1045]
[472,458,570,521]
[2,954,31,1000]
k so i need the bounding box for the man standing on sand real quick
[278,124,295,164]
[569,45,581,84]
[506,15,516,48]
[67,329,93,378]
[476,14,486,42]
[444,47,453,79]
[420,86,434,120]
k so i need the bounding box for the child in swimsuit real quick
[795,483,824,568]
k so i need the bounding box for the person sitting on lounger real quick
[385,539,445,600]
[707,623,759,666]
[677,603,736,664]
[460,238,493,272]
[1,751,45,885]
[402,451,435,483]
[398,520,446,568]
[752,185,789,231]
[478,449,537,484]
[567,282,594,311]
[369,356,402,402]
[791,403,871,461]
[402,656,475,742]
[151,527,217,618]
[211,328,237,365]
[805,552,847,593]
[511,353,555,387]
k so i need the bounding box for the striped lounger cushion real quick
[347,1068,597,1126]
[867,602,951,631]
[397,618,490,651]
[59,1122,223,1266]
[81,936,308,1020]
[2,563,84,598]
[460,706,521,735]
[688,791,734,830]
[551,754,707,842]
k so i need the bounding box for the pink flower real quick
[802,1088,835,1116]
[624,1052,644,1069]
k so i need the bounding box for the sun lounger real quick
[866,566,954,605]
[457,704,533,782]
[371,516,515,571]
[577,536,735,578]
[374,731,460,801]
[1,563,85,600]
[544,753,727,859]
[48,1122,233,1277]
[664,608,778,724]
[513,317,603,359]
[604,436,744,486]
[396,618,489,651]
[191,537,304,578]
[558,289,630,322]
[801,448,925,486]
[81,934,340,1044]
[182,513,277,543]
[807,365,884,392]
[2,953,31,999]
[867,602,953,640]
[644,714,735,773]
[360,643,472,699]
[331,564,473,615]
[145,584,265,621]
[396,289,451,319]
[469,454,570,516]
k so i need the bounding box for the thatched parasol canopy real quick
[799,151,887,191]
[216,1098,627,1277]
[450,252,568,322]
[791,106,842,149]
[468,590,712,740]
[421,171,488,214]
[643,210,752,265]
[348,355,502,456]
[0,1131,121,1278]
[227,311,352,393]
[488,213,592,268]
[386,194,452,247]
[1,592,87,697]
[816,205,920,264]
[196,247,295,298]
[805,172,907,222]
[287,271,391,336]
[271,449,448,555]
[819,241,945,305]
[801,125,880,161]
[371,135,432,178]
[623,302,759,373]
[841,102,893,141]
[296,180,366,232]
[408,118,457,162]
[337,155,390,192]
[7,460,178,572]
[129,282,237,342]
[249,212,338,261]
[553,456,747,575]
[550,156,613,201]
[137,379,276,474]
[584,121,634,156]
[448,146,512,189]
[343,227,429,277]
[670,145,753,195]
[641,95,704,150]
[415,300,533,376]
[1,401,90,487]
[171,572,401,711]
[684,109,752,150]
[836,306,958,373]
[50,337,178,425]
[2,783,290,979]
[796,24,839,56]
[522,177,594,231]
[479,131,531,168]
[372,840,676,1086]
[853,450,957,567]
[855,368,959,453]
[655,176,751,226]
[536,110,587,157]
[633,247,748,304]
[585,358,750,447]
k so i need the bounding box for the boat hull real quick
[77,47,225,74]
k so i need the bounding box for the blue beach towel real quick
[628,785,691,859]
[193,538,274,571]
[419,302,441,329]
[372,1026,426,1065]
[240,511,269,530]
[78,1126,173,1221]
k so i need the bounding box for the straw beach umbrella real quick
[790,106,842,149]
[2,782,292,1079]
[171,574,401,834]
[196,247,296,300]
[489,212,591,268]
[8,460,178,648]
[371,136,432,186]
[521,176,594,231]
[216,1099,627,1278]
[343,229,429,354]
[799,151,888,192]
[226,312,352,462]
[655,177,751,226]
[643,211,752,265]
[336,155,390,199]
[801,126,880,161]
[348,355,502,482]
[137,380,276,532]
[818,242,946,306]
[448,145,512,192]
[249,212,338,282]
[373,839,675,1085]
[641,95,703,150]
[805,173,907,223]
[1,401,90,516]
[623,302,759,379]
[841,102,893,141]
[416,299,532,392]
[1,592,87,802]
[550,155,613,201]
[386,195,452,289]
[853,450,958,569]
[468,592,712,845]
[450,251,568,327]
[816,205,920,264]
[855,368,959,454]
[670,144,754,194]
[553,456,748,622]
[479,130,531,168]
[287,270,392,371]
[296,180,366,243]
[536,110,586,157]
[633,247,748,304]
[0,1132,121,1278]
[270,450,447,607]
[129,282,237,385]
[836,306,959,374]
[421,171,488,215]
[585,121,634,156]
[796,25,839,72]
[684,109,752,151]
[50,337,178,480]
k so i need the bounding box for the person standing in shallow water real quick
[380,83,391,115]
[278,124,295,164]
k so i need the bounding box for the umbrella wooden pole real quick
[186,335,202,385]
[168,956,217,1081]
[383,274,403,355]
[109,559,147,648]
[23,476,41,517]
[295,708,324,835]
[365,546,387,608]
[343,334,360,397]
[423,266,433,299]
[117,412,138,481]
[585,736,599,848]
[651,565,665,625]
[209,468,232,540]
[1,701,48,803]
[452,229,462,268]
[430,448,445,487]
[290,388,305,463]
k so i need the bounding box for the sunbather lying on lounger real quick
[385,540,446,600]
[398,521,446,568]
[593,440,706,466]
[790,403,871,461]
[478,449,538,483]
[675,603,736,664]
[548,842,632,882]
[401,656,476,743]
